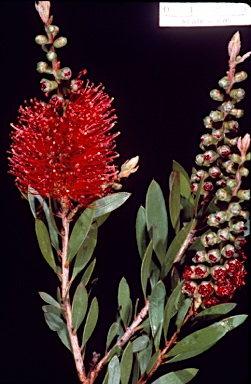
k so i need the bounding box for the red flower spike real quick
[9,79,119,206]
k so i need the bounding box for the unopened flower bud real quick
[239,210,249,220]
[203,150,218,165]
[194,265,210,279]
[229,220,245,233]
[46,25,59,35]
[191,183,198,193]
[118,156,139,178]
[196,169,208,180]
[230,88,245,101]
[53,36,67,48]
[224,137,238,146]
[216,179,226,187]
[200,134,216,146]
[209,110,225,122]
[217,145,231,157]
[35,35,49,45]
[198,281,214,297]
[217,227,230,241]
[36,61,52,74]
[226,178,238,189]
[237,134,250,158]
[215,211,229,223]
[212,129,224,140]
[222,160,236,174]
[195,154,204,166]
[56,67,72,80]
[49,94,64,108]
[201,231,219,247]
[35,1,50,24]
[237,189,250,200]
[46,51,57,61]
[183,265,196,280]
[182,281,198,296]
[221,101,234,113]
[234,71,248,82]
[215,188,231,202]
[203,181,214,192]
[192,250,207,263]
[221,244,236,258]
[246,152,251,161]
[229,108,244,118]
[230,153,241,164]
[211,265,227,280]
[234,236,247,248]
[218,76,231,89]
[210,89,224,101]
[228,202,242,216]
[207,249,221,263]
[209,166,221,178]
[203,116,213,129]
[40,78,58,93]
[223,120,239,133]
[239,166,249,177]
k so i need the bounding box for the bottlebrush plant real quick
[7,2,250,384]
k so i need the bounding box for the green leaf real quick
[169,170,180,234]
[195,303,237,320]
[108,346,122,362]
[180,197,194,222]
[163,282,183,339]
[28,192,36,218]
[44,312,71,351]
[151,368,198,384]
[35,219,56,271]
[161,219,196,279]
[204,196,218,215]
[146,350,161,374]
[94,212,110,227]
[194,177,204,216]
[93,193,131,218]
[149,281,166,350]
[108,356,120,384]
[149,262,160,290]
[138,340,153,375]
[118,278,132,327]
[72,223,98,280]
[188,237,205,252]
[68,208,95,262]
[170,266,180,291]
[175,298,192,330]
[42,305,62,317]
[80,258,96,285]
[106,322,119,350]
[146,180,168,265]
[39,292,61,308]
[82,297,99,347]
[136,206,147,259]
[131,356,140,384]
[72,282,88,333]
[120,342,133,384]
[168,315,247,357]
[141,241,153,299]
[172,161,193,202]
[166,343,216,364]
[132,335,149,353]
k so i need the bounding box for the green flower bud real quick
[218,76,231,89]
[246,152,251,161]
[196,169,209,180]
[230,88,245,101]
[46,51,57,61]
[212,128,224,141]
[224,137,238,146]
[203,116,213,129]
[195,154,204,166]
[240,210,249,220]
[203,150,219,165]
[230,153,242,163]
[217,227,230,241]
[207,249,221,263]
[207,213,219,226]
[46,25,59,35]
[222,160,236,174]
[209,166,221,178]
[226,178,238,189]
[36,61,52,74]
[201,231,219,247]
[239,166,249,177]
[215,188,231,202]
[192,250,207,263]
[229,220,245,233]
[229,108,244,118]
[221,101,234,113]
[234,71,247,82]
[237,189,250,200]
[221,244,236,258]
[234,236,247,248]
[216,179,226,187]
[210,89,224,101]
[56,67,72,80]
[40,78,58,93]
[203,182,214,192]
[53,36,67,48]
[200,134,217,146]
[217,145,231,157]
[49,94,64,108]
[209,110,225,122]
[228,202,242,216]
[223,120,239,133]
[35,35,49,45]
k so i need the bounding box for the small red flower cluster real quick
[9,79,119,206]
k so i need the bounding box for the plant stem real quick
[61,200,86,383]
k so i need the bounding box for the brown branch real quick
[61,199,86,383]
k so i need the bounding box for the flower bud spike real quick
[35,1,51,25]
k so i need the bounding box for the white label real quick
[159,3,251,27]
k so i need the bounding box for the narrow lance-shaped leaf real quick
[44,312,71,351]
[194,177,205,216]
[136,206,147,259]
[151,368,199,384]
[169,170,180,234]
[172,161,193,203]
[106,322,119,351]
[72,223,98,280]
[108,356,120,384]
[68,208,95,262]
[132,335,149,353]
[120,342,133,384]
[35,219,56,271]
[82,297,99,347]
[175,298,192,330]
[149,281,166,350]
[138,340,153,375]
[195,303,237,320]
[42,304,62,317]
[141,241,153,299]
[146,350,161,375]
[72,282,88,333]
[39,292,61,308]
[163,281,183,340]
[81,258,96,286]
[161,219,196,279]
[118,277,132,327]
[93,192,131,218]
[146,180,168,265]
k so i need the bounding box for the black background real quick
[0,2,250,384]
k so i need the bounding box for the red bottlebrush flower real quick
[9,79,119,206]
[182,280,198,296]
[183,266,196,280]
[202,296,221,308]
[215,279,235,299]
[198,281,214,297]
